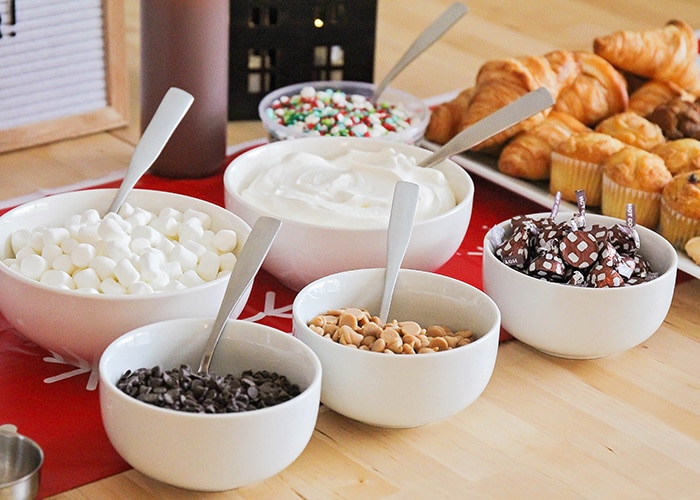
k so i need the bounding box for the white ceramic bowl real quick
[223,136,474,291]
[293,268,500,428]
[483,212,678,359]
[0,189,252,368]
[99,318,322,491]
[258,80,430,144]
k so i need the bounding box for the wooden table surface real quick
[2,1,698,498]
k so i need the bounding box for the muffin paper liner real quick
[659,198,700,249]
[550,152,603,206]
[601,174,661,228]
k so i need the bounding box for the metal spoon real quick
[197,216,282,374]
[418,86,555,168]
[372,2,469,102]
[106,87,194,214]
[379,181,420,325]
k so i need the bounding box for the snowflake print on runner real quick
[41,289,294,391]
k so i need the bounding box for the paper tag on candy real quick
[550,191,562,219]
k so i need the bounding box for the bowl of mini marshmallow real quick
[0,189,251,369]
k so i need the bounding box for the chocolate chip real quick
[115,364,301,413]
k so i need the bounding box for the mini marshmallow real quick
[80,208,101,225]
[183,208,212,230]
[71,243,97,268]
[40,269,75,289]
[161,260,183,279]
[163,280,187,292]
[131,225,162,246]
[98,217,127,242]
[127,281,155,295]
[129,237,152,255]
[77,223,100,244]
[29,231,45,253]
[178,269,205,288]
[117,202,135,218]
[196,251,220,282]
[100,277,126,295]
[20,254,48,280]
[147,270,171,291]
[212,229,238,253]
[218,252,237,271]
[181,239,207,258]
[169,244,197,272]
[159,207,183,221]
[73,267,101,290]
[138,249,163,281]
[89,255,117,281]
[41,227,69,246]
[41,244,64,265]
[60,237,79,255]
[126,207,154,227]
[51,254,76,275]
[15,245,38,261]
[113,258,140,287]
[148,216,179,239]
[178,218,205,243]
[10,229,31,255]
[103,239,131,262]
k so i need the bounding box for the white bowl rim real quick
[293,267,501,358]
[484,211,679,292]
[99,318,323,420]
[0,188,249,301]
[223,137,475,231]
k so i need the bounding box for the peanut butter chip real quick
[307,308,474,355]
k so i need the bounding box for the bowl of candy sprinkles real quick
[0,188,252,369]
[258,80,430,143]
[482,200,678,359]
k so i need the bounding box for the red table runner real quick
[0,142,687,498]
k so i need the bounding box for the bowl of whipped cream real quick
[223,136,474,291]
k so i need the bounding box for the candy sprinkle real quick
[266,86,414,138]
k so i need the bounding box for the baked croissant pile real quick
[425,19,700,181]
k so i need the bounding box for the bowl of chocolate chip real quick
[482,208,678,359]
[99,317,322,491]
[292,267,500,428]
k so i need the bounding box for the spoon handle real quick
[197,216,282,374]
[107,87,194,214]
[379,181,420,325]
[418,86,555,168]
[372,2,468,101]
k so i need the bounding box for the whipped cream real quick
[240,148,456,228]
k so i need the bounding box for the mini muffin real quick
[651,138,700,175]
[659,170,700,249]
[595,111,666,151]
[550,131,626,206]
[601,146,673,228]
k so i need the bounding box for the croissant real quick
[456,50,579,154]
[424,87,474,145]
[497,111,589,180]
[553,51,628,126]
[593,20,700,94]
[628,80,694,117]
